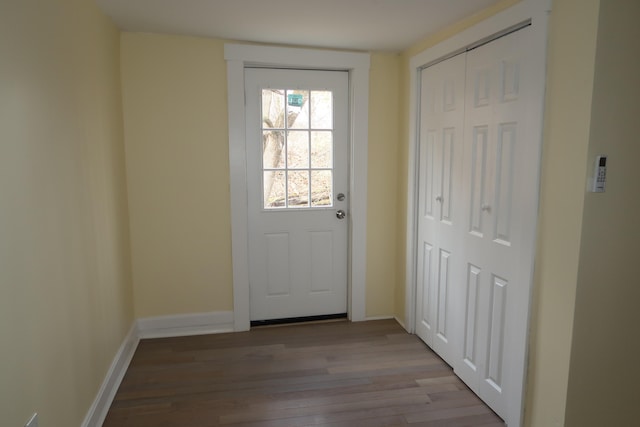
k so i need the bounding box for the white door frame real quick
[404,1,550,425]
[225,44,370,331]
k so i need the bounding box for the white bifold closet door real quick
[416,26,540,426]
[415,53,466,367]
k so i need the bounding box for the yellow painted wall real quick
[0,0,133,426]
[564,1,640,425]
[121,34,402,318]
[365,53,401,317]
[525,1,600,425]
[120,33,233,317]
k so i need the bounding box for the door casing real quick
[405,1,551,426]
[225,44,370,331]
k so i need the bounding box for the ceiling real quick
[95,0,504,52]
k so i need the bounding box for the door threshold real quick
[250,313,348,328]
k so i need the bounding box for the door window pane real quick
[264,171,286,209]
[261,87,334,209]
[262,89,285,129]
[287,171,310,208]
[311,131,333,169]
[287,90,309,129]
[287,131,309,169]
[263,130,285,169]
[311,91,333,129]
[311,170,332,207]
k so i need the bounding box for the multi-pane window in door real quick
[262,89,334,209]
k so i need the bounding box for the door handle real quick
[336,210,346,219]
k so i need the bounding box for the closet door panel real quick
[415,53,466,366]
[457,27,540,424]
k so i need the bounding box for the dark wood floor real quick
[103,319,504,427]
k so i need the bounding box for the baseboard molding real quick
[137,311,235,339]
[364,315,395,322]
[81,323,139,427]
[364,316,410,333]
[394,316,409,332]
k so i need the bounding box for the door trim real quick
[225,44,370,331]
[404,0,550,425]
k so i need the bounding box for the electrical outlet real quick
[25,413,38,427]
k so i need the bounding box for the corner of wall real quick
[81,324,139,427]
[524,0,601,425]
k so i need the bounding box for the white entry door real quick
[415,26,542,426]
[244,68,349,322]
[415,53,466,367]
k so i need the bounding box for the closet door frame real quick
[404,0,550,425]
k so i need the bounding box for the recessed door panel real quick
[464,264,481,372]
[485,275,508,393]
[474,68,491,108]
[416,242,434,342]
[310,231,334,293]
[493,123,516,246]
[265,233,291,296]
[440,128,455,224]
[500,59,520,102]
[436,249,451,342]
[443,78,458,112]
[422,130,437,219]
[469,126,489,237]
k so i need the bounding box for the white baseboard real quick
[137,311,235,339]
[81,311,234,426]
[394,316,409,332]
[81,323,139,427]
[364,315,395,321]
[363,316,410,333]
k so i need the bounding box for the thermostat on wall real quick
[590,155,607,193]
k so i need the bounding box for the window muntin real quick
[262,89,334,209]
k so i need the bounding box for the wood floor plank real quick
[246,385,434,411]
[102,319,504,427]
[219,394,431,424]
[403,405,493,423]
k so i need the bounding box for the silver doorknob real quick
[481,204,492,213]
[336,210,346,219]
[435,195,444,203]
